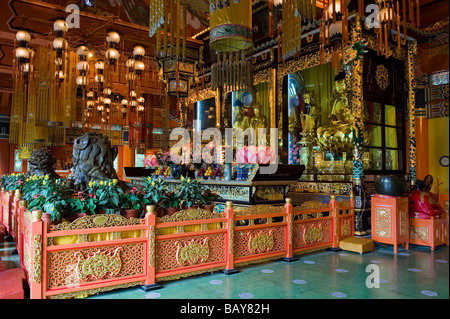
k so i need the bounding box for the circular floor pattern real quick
[292,279,307,285]
[261,269,274,274]
[145,292,161,299]
[398,252,410,256]
[338,253,350,256]
[435,259,448,263]
[370,260,382,264]
[336,269,349,273]
[239,292,254,299]
[331,292,347,298]
[374,278,389,284]
[303,260,316,264]
[209,280,223,285]
[421,290,438,297]
[408,268,422,272]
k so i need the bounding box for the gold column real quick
[406,41,417,183]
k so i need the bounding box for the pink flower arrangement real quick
[236,146,277,165]
[143,154,159,168]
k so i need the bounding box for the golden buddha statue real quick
[233,104,250,130]
[250,103,267,130]
[316,72,354,154]
[300,91,319,135]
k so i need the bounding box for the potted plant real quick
[201,189,221,212]
[27,177,72,224]
[161,191,180,216]
[176,176,202,209]
[70,191,98,218]
[143,176,168,217]
[84,179,123,215]
[119,187,146,219]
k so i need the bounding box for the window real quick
[363,101,405,172]
[14,149,23,172]
[135,150,145,168]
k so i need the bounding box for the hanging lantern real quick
[106,48,120,65]
[209,0,254,91]
[16,30,31,47]
[53,19,68,34]
[77,45,90,60]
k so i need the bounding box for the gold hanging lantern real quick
[209,0,254,91]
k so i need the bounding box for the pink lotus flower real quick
[143,154,159,168]
[236,146,276,165]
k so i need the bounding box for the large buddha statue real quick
[316,72,354,154]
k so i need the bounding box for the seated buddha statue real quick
[250,102,267,130]
[316,72,354,154]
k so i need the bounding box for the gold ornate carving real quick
[52,214,141,231]
[33,234,42,284]
[410,225,429,241]
[229,218,235,255]
[294,201,329,211]
[248,230,274,254]
[176,238,210,266]
[149,225,156,268]
[75,247,122,282]
[341,223,351,238]
[234,205,283,216]
[159,209,223,223]
[376,64,390,91]
[400,210,408,237]
[51,281,142,299]
[375,208,392,239]
[304,226,324,244]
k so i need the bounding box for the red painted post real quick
[141,205,162,291]
[329,194,342,252]
[222,201,239,275]
[29,210,44,299]
[283,198,298,262]
[0,188,4,225]
[350,191,356,237]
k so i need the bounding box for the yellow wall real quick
[428,116,449,194]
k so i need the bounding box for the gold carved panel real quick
[375,208,392,239]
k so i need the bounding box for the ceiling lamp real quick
[15,30,31,64]
[53,19,68,35]
[121,98,128,119]
[106,31,120,65]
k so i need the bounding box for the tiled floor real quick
[1,236,448,299]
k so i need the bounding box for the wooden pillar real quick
[407,41,418,183]
[141,205,162,291]
[328,195,342,252]
[29,211,44,299]
[415,117,430,180]
[222,201,239,275]
[282,198,298,262]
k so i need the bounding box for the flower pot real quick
[121,209,140,219]
[155,206,165,218]
[69,212,86,222]
[203,204,214,212]
[165,207,178,216]
[95,209,106,215]
[41,212,62,225]
[188,205,199,210]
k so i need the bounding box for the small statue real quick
[233,103,250,130]
[250,103,267,130]
[26,148,61,180]
[300,91,319,134]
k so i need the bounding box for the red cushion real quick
[0,268,26,281]
[0,278,24,299]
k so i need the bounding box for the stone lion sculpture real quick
[70,132,120,191]
[26,148,61,180]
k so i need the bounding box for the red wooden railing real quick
[1,189,355,299]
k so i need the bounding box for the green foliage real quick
[119,187,146,211]
[26,177,73,221]
[84,179,124,215]
[0,173,25,192]
[175,176,203,208]
[143,176,168,206]
[161,191,180,209]
[200,188,221,205]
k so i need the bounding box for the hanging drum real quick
[209,0,253,53]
